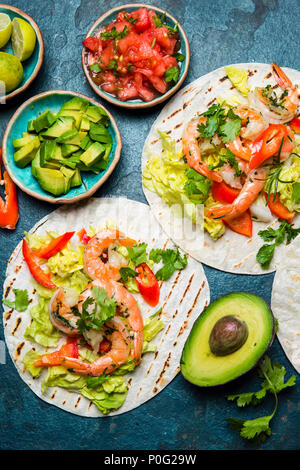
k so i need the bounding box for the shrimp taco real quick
[2,197,209,417]
[271,237,300,373]
[142,63,300,274]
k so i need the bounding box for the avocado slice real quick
[35,167,67,196]
[12,133,39,149]
[180,292,275,387]
[40,140,57,167]
[70,167,82,187]
[40,116,75,139]
[79,141,105,167]
[32,110,57,133]
[13,138,40,168]
[60,96,89,112]
[57,109,82,129]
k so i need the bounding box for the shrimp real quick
[182,117,223,182]
[249,63,299,124]
[61,278,144,376]
[227,106,267,161]
[206,166,268,221]
[49,287,80,336]
[83,228,136,282]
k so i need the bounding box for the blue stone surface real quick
[1,0,300,451]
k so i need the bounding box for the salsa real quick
[83,8,184,102]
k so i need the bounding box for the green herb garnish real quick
[76,287,117,333]
[227,356,296,444]
[3,289,29,312]
[164,66,179,84]
[149,248,187,281]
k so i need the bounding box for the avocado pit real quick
[209,315,248,356]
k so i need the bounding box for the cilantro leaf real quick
[76,287,116,333]
[3,289,29,312]
[198,104,241,144]
[256,243,276,269]
[100,26,128,41]
[126,243,148,266]
[227,415,272,444]
[149,248,187,281]
[164,66,179,83]
[219,117,241,143]
[119,267,139,282]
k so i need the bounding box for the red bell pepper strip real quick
[212,181,239,204]
[77,228,91,245]
[290,117,300,134]
[33,231,75,259]
[264,192,295,223]
[249,124,293,170]
[223,210,253,238]
[22,239,57,289]
[34,337,79,367]
[0,148,19,230]
[135,262,160,307]
[82,36,100,52]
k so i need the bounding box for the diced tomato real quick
[130,8,151,33]
[264,192,295,223]
[212,181,239,204]
[290,117,300,134]
[77,228,91,245]
[135,263,160,307]
[85,7,182,102]
[224,210,253,238]
[82,36,100,52]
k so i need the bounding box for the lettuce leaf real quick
[24,297,61,347]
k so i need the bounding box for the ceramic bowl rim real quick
[2,89,122,204]
[0,3,44,101]
[81,2,190,109]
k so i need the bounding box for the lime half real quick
[11,17,36,61]
[0,13,12,48]
[0,51,23,93]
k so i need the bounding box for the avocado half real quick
[180,292,275,387]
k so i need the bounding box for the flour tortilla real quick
[142,63,300,274]
[271,236,300,373]
[2,197,210,417]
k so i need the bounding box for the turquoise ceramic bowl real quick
[82,3,190,109]
[2,90,122,204]
[0,4,44,101]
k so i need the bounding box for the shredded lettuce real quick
[204,193,226,240]
[143,131,209,225]
[24,297,61,347]
[276,146,300,212]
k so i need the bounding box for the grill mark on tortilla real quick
[265,72,272,79]
[127,378,132,389]
[179,273,195,304]
[4,278,16,298]
[186,281,206,320]
[272,84,279,89]
[172,308,178,320]
[167,108,182,119]
[12,317,22,335]
[177,320,188,337]
[150,138,159,145]
[146,362,154,375]
[205,87,212,94]
[88,401,93,409]
[50,390,56,399]
[219,75,228,82]
[75,396,81,408]
[14,264,22,274]
[4,309,13,321]
[183,98,193,109]
[153,352,172,392]
[160,270,182,311]
[207,97,216,107]
[15,342,25,358]
[174,122,183,130]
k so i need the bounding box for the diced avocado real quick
[79,141,105,167]
[33,110,57,133]
[27,120,35,133]
[89,123,112,144]
[31,149,41,177]
[14,139,39,168]
[70,167,82,187]
[79,135,92,150]
[40,140,57,167]
[180,292,275,387]
[60,166,75,193]
[80,116,90,132]
[35,167,67,196]
[57,109,82,129]
[12,133,39,149]
[61,144,79,157]
[56,129,87,146]
[60,96,89,112]
[40,116,75,139]
[84,105,109,124]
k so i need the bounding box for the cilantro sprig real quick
[256,219,300,269]
[227,356,296,444]
[3,289,29,312]
[198,104,242,144]
[75,286,117,334]
[149,248,187,281]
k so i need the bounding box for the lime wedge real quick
[11,17,36,61]
[0,13,12,48]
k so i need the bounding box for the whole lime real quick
[0,51,23,93]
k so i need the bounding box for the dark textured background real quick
[1,0,300,451]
